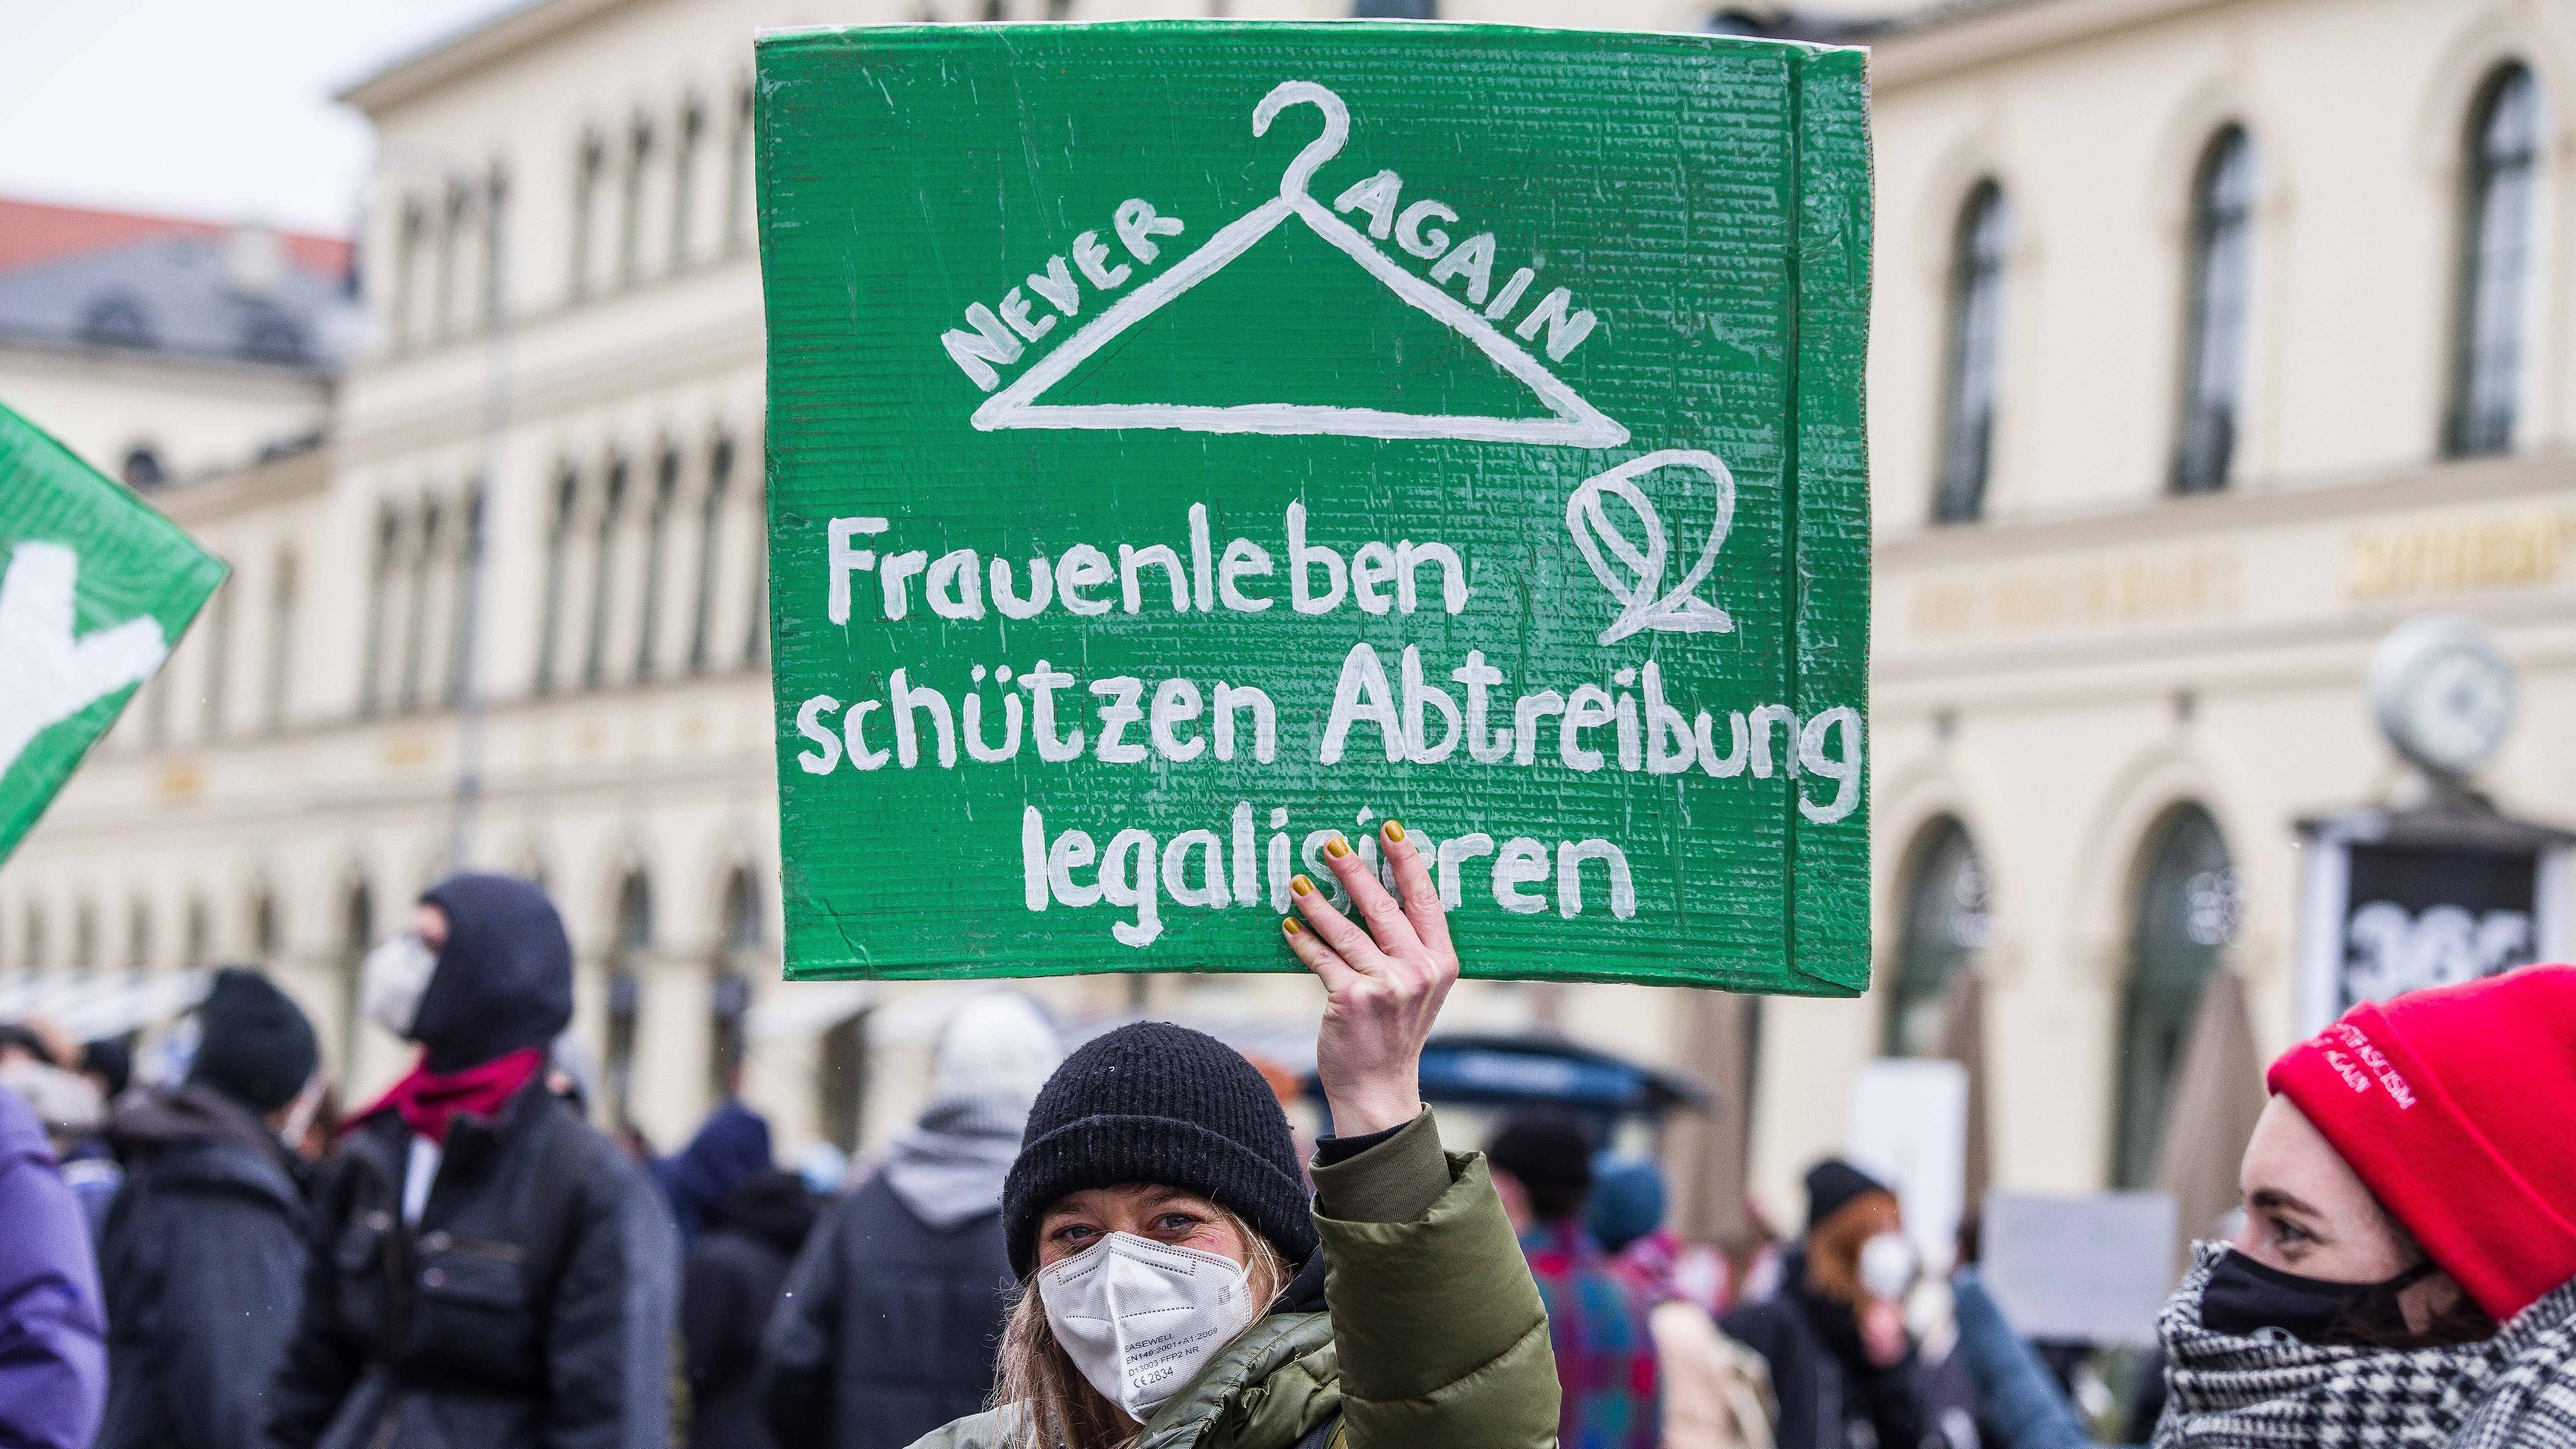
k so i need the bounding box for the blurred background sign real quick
[1847,1056,1968,1273]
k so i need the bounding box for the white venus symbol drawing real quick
[971,79,1738,647]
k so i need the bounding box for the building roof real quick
[0,197,348,278]
[0,227,360,373]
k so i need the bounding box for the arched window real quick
[339,880,374,1067]
[398,498,442,712]
[2449,64,2542,458]
[391,198,427,350]
[689,434,734,673]
[619,115,654,286]
[127,898,152,972]
[725,83,754,254]
[672,99,705,270]
[1934,182,2010,523]
[637,447,680,679]
[2112,806,2238,1188]
[71,901,97,975]
[264,548,297,730]
[183,899,211,969]
[535,466,578,692]
[444,483,483,705]
[482,166,510,329]
[571,131,606,301]
[742,456,769,665]
[818,1010,870,1153]
[201,578,234,737]
[359,506,400,715]
[2175,127,2257,493]
[435,180,470,343]
[583,456,628,688]
[710,868,761,1101]
[250,888,278,961]
[120,442,166,488]
[1884,819,1990,1057]
[606,870,653,1126]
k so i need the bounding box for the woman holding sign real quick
[906,821,1560,1449]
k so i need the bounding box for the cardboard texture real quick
[756,21,1872,990]
[0,401,226,859]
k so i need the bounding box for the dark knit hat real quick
[1485,1109,1596,1222]
[1804,1157,1894,1232]
[187,967,319,1113]
[1001,1022,1314,1279]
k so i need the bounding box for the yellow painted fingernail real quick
[1281,917,1301,936]
[1291,874,1315,897]
[1382,819,1405,843]
[1323,835,1352,860]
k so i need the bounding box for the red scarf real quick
[356,1046,545,1144]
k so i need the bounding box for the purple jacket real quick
[0,1083,106,1449]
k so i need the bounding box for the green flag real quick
[0,401,227,859]
[757,21,1872,992]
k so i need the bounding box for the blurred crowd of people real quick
[1,866,2571,1449]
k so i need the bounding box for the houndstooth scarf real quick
[2155,1244,2576,1449]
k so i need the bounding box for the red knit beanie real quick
[2267,963,2576,1322]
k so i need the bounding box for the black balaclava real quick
[413,873,574,1073]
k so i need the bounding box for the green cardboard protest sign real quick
[0,402,227,859]
[756,21,1872,993]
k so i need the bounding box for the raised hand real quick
[1278,820,1460,1136]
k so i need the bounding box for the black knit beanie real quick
[187,967,319,1114]
[1002,1022,1315,1279]
[1804,1157,1894,1232]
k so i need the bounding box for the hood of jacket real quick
[414,872,575,1073]
[710,1168,820,1255]
[661,1101,772,1232]
[107,1083,304,1203]
[882,1097,1023,1231]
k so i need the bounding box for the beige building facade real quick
[3,0,2573,1224]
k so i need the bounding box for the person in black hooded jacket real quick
[264,872,680,1449]
[681,1168,818,1449]
[96,967,319,1449]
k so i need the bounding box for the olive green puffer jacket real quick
[905,1112,1558,1449]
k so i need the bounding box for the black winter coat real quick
[1721,1263,1939,1449]
[264,1082,680,1449]
[757,1173,1016,1449]
[681,1170,817,1449]
[95,1085,309,1449]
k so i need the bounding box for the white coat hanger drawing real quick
[971,80,1630,448]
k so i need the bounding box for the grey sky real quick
[0,0,525,235]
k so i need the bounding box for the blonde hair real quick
[991,1208,1290,1449]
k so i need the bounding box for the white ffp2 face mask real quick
[359,933,439,1040]
[1035,1231,1259,1422]
[1860,1230,1919,1302]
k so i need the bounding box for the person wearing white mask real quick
[267,872,680,1449]
[1721,1159,1942,1449]
[903,820,1561,1449]
[760,991,1067,1449]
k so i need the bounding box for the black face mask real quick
[2200,1248,2433,1346]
